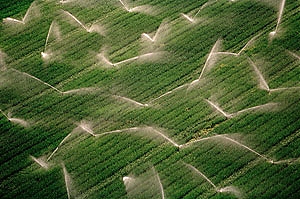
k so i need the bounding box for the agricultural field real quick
[0,0,299,198]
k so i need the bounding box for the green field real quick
[0,0,300,198]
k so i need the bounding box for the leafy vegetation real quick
[0,0,299,198]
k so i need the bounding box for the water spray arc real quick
[30,155,49,169]
[113,95,149,107]
[181,0,217,23]
[152,167,165,199]
[47,132,73,161]
[62,164,72,199]
[269,0,286,37]
[0,109,29,127]
[63,10,104,35]
[215,33,262,57]
[99,52,163,67]
[3,2,36,25]
[41,21,61,60]
[184,162,242,197]
[141,21,168,43]
[205,99,278,119]
[119,0,154,14]
[287,50,300,61]
[10,68,101,95]
[149,39,221,103]
[248,58,300,93]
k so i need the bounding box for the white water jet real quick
[215,33,262,57]
[99,52,163,67]
[181,0,217,23]
[270,0,286,37]
[95,127,140,137]
[142,33,155,42]
[0,110,29,127]
[3,2,37,25]
[63,10,104,35]
[146,126,179,147]
[41,52,52,60]
[10,68,99,95]
[187,39,221,90]
[96,126,179,147]
[119,0,154,14]
[30,155,49,169]
[269,158,300,165]
[44,22,54,53]
[141,21,168,43]
[8,117,29,127]
[205,99,232,119]
[123,176,136,194]
[78,121,95,137]
[221,135,271,161]
[59,0,74,4]
[179,134,224,149]
[184,162,242,197]
[98,52,114,66]
[206,99,278,118]
[218,186,242,198]
[47,132,73,161]
[62,164,72,199]
[231,103,278,117]
[269,87,300,93]
[62,87,101,95]
[181,13,195,23]
[184,162,217,189]
[11,68,63,94]
[149,84,188,104]
[114,53,155,66]
[113,95,149,107]
[123,176,135,186]
[152,167,165,199]
[287,50,300,61]
[249,58,300,93]
[0,49,7,70]
[119,0,131,12]
[0,109,7,119]
[41,21,61,59]
[248,58,270,91]
[199,39,221,81]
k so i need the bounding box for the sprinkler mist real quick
[141,21,168,43]
[63,10,105,35]
[62,164,73,199]
[181,0,217,23]
[248,58,300,93]
[78,121,96,137]
[119,0,155,15]
[215,33,262,57]
[98,52,164,67]
[205,99,278,119]
[152,167,165,199]
[113,95,149,107]
[0,49,7,70]
[3,2,38,25]
[184,162,242,198]
[30,155,49,169]
[269,0,286,38]
[188,39,221,90]
[41,21,61,60]
[0,110,29,127]
[47,132,73,161]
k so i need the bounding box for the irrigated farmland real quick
[0,0,299,198]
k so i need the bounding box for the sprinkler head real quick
[41,52,50,59]
[269,31,276,37]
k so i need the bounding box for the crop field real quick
[0,0,299,198]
